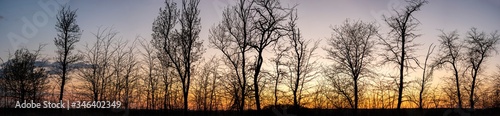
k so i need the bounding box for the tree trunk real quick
[164,89,167,110]
[183,89,188,114]
[293,89,297,108]
[293,72,300,109]
[59,63,66,103]
[164,74,169,110]
[453,64,463,109]
[253,53,263,111]
[470,69,478,109]
[354,78,358,116]
[240,50,247,113]
[397,35,405,110]
[419,86,423,109]
[274,76,279,107]
[419,65,425,110]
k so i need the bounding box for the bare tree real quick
[106,38,139,109]
[78,28,138,109]
[435,30,464,108]
[325,19,377,114]
[152,0,178,109]
[285,9,319,110]
[53,5,82,103]
[151,0,179,108]
[110,39,128,102]
[176,0,203,112]
[464,27,499,109]
[367,75,399,109]
[428,86,444,108]
[122,40,139,110]
[157,51,175,110]
[206,57,222,111]
[192,56,220,111]
[0,45,48,105]
[151,0,178,110]
[379,0,428,110]
[139,37,160,109]
[323,68,355,109]
[417,44,436,109]
[77,27,117,102]
[250,0,291,110]
[491,65,500,108]
[152,0,178,111]
[152,0,204,113]
[269,39,289,107]
[310,82,328,109]
[208,0,255,112]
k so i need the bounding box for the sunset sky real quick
[1,0,500,87]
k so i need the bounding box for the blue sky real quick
[1,0,500,74]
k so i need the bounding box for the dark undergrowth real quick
[1,108,500,116]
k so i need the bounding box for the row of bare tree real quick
[1,0,500,113]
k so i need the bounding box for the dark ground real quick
[1,108,500,116]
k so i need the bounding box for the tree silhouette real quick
[417,44,436,109]
[0,45,48,104]
[325,19,377,114]
[438,31,464,108]
[78,27,117,103]
[379,0,428,110]
[464,27,499,109]
[192,56,221,111]
[435,30,464,108]
[139,37,160,109]
[208,0,255,112]
[152,0,178,110]
[121,39,139,110]
[269,37,289,107]
[5,0,500,114]
[110,38,128,104]
[151,0,177,110]
[152,0,204,113]
[151,0,177,109]
[285,9,319,110]
[249,0,291,111]
[492,65,500,108]
[53,5,82,103]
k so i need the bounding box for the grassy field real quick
[1,108,500,116]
